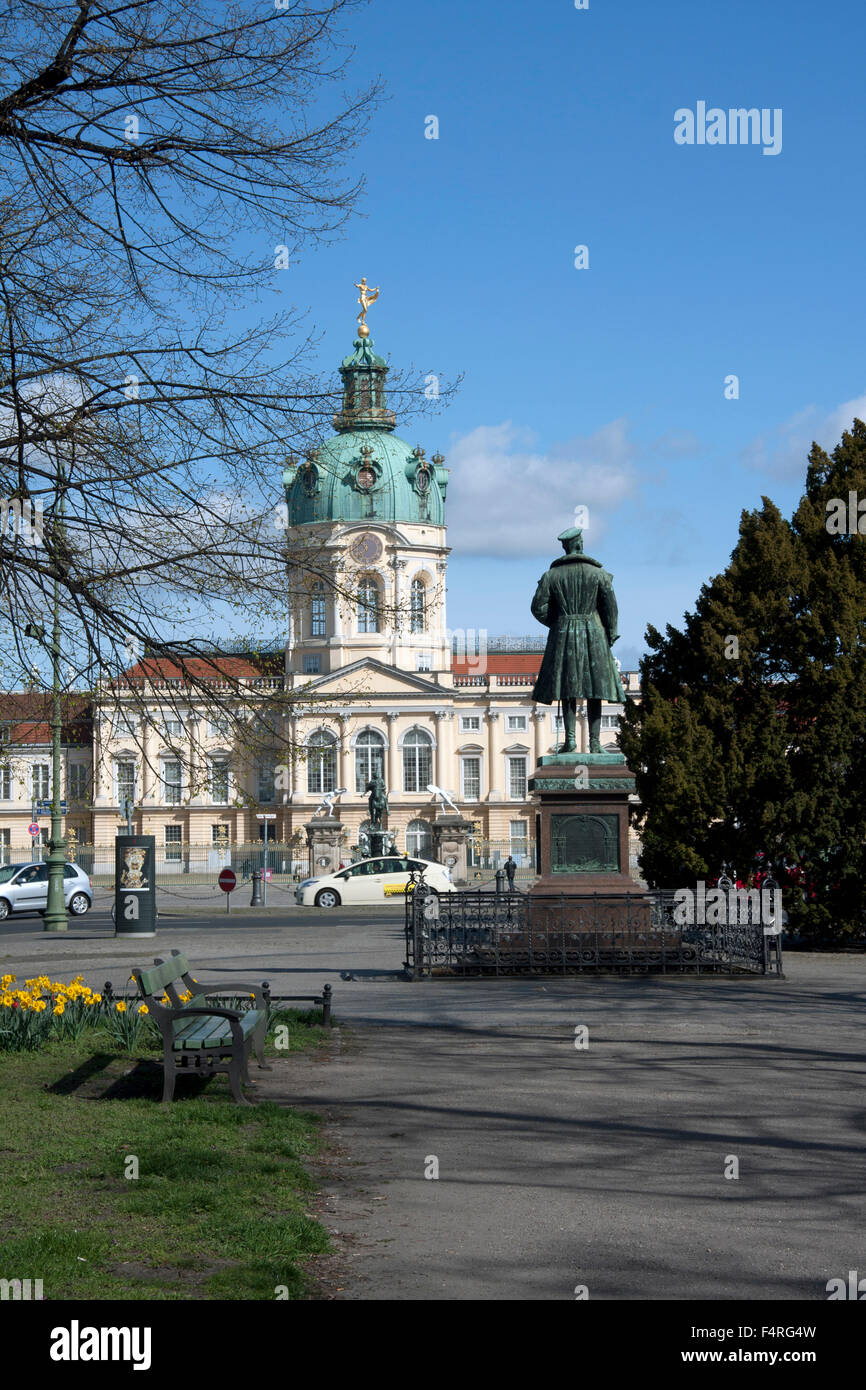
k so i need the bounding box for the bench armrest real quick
[187,981,268,1008]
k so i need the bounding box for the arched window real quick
[355,729,385,793]
[357,576,380,633]
[306,730,336,795]
[406,818,433,859]
[311,582,326,638]
[410,577,427,633]
[402,727,432,792]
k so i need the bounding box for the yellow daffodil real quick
[53,1003,65,1015]
[138,1005,149,1015]
[115,1001,127,1013]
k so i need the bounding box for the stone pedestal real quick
[368,828,389,859]
[528,752,649,930]
[431,814,473,886]
[305,817,344,876]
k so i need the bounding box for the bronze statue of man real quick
[365,773,388,829]
[531,527,625,753]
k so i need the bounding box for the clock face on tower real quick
[350,532,383,564]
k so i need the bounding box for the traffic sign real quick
[218,868,237,893]
[35,801,67,815]
[28,822,40,837]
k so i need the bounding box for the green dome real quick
[283,336,448,527]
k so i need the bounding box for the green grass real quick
[0,1011,333,1300]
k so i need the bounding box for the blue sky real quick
[270,0,866,668]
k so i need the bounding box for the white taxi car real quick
[296,855,454,908]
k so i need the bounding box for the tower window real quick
[311,582,326,637]
[357,576,380,633]
[410,577,426,633]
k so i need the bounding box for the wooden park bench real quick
[132,949,270,1104]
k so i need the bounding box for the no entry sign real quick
[218,867,237,893]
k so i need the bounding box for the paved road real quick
[2,911,863,1300]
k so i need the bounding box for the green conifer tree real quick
[620,419,866,942]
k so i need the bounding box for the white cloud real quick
[444,418,640,557]
[741,392,866,479]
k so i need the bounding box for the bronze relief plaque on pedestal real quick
[551,813,620,875]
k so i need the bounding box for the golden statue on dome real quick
[354,277,380,337]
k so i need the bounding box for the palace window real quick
[0,767,11,800]
[406,818,433,859]
[0,828,9,864]
[416,651,432,672]
[164,826,183,862]
[31,764,50,801]
[209,715,232,739]
[67,764,90,803]
[461,756,481,801]
[460,715,480,732]
[302,655,321,674]
[410,577,426,633]
[355,730,385,793]
[306,730,336,795]
[115,760,136,806]
[507,714,527,732]
[508,756,527,800]
[209,760,230,804]
[257,763,275,804]
[162,761,183,805]
[509,819,529,857]
[311,582,326,638]
[163,718,183,741]
[357,576,380,633]
[402,728,432,792]
[601,714,620,730]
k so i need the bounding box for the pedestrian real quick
[504,855,517,892]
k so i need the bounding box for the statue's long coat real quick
[531,554,626,704]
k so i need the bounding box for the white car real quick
[296,855,454,908]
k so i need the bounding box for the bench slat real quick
[173,1010,263,1050]
[138,953,190,997]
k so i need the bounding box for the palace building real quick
[0,320,640,871]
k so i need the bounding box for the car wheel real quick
[315,888,341,908]
[68,893,90,916]
[0,898,9,920]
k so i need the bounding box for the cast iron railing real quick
[404,884,783,978]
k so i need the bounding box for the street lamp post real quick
[24,447,69,931]
[25,592,67,930]
[256,813,276,906]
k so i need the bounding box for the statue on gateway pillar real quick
[530,527,626,754]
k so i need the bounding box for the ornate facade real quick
[0,321,640,868]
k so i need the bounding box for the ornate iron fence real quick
[404,886,782,977]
